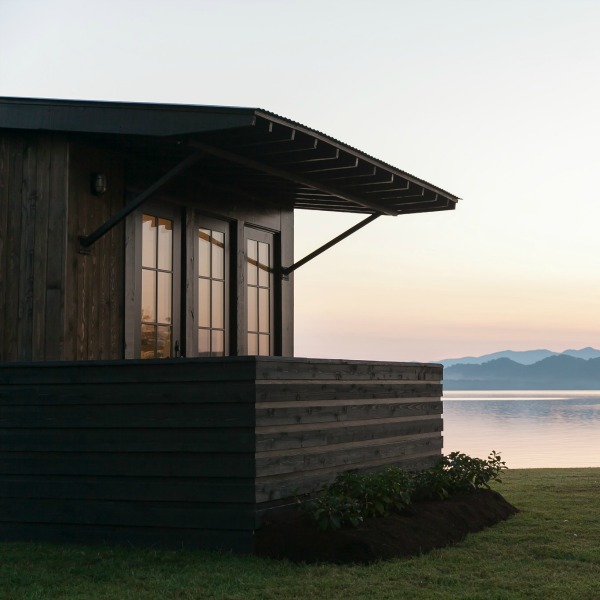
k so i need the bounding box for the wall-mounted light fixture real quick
[91,173,107,196]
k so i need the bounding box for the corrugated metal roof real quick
[0,97,459,216]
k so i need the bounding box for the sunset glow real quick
[2,0,599,363]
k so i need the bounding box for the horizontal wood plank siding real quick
[254,358,443,506]
[0,357,443,550]
[0,359,257,551]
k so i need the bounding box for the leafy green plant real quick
[413,451,507,501]
[305,492,364,531]
[304,451,507,530]
[304,467,415,531]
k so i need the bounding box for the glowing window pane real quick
[198,229,211,277]
[247,240,258,286]
[259,288,269,333]
[247,333,258,355]
[157,218,173,271]
[198,278,210,328]
[259,334,270,356]
[248,286,258,333]
[157,272,172,324]
[141,324,156,358]
[198,328,210,356]
[141,270,156,323]
[212,231,225,280]
[142,215,156,268]
[258,242,269,287]
[212,330,224,357]
[212,280,224,329]
[156,326,172,358]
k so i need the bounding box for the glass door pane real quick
[246,232,273,356]
[141,215,174,358]
[197,221,228,357]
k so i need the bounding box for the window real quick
[246,231,273,356]
[197,225,227,356]
[141,215,175,358]
[126,205,181,360]
[128,206,279,359]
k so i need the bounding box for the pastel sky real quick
[2,0,599,362]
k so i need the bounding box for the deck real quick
[0,357,443,552]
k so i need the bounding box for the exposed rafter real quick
[189,141,399,216]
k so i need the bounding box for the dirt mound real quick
[255,489,518,564]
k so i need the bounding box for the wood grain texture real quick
[253,358,443,508]
[0,359,257,549]
[0,134,69,361]
[66,142,126,360]
[0,136,9,358]
[0,350,443,550]
[45,137,69,360]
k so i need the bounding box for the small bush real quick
[305,467,415,531]
[303,451,506,530]
[413,451,507,501]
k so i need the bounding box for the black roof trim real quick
[0,96,257,137]
[0,97,460,215]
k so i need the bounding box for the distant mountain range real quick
[440,348,600,390]
[439,347,600,368]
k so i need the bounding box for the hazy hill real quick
[444,355,600,390]
[439,347,600,368]
[562,347,600,360]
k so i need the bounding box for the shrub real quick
[413,450,507,501]
[303,451,507,530]
[305,467,415,531]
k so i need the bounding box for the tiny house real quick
[0,97,457,551]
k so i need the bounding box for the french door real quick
[194,216,230,357]
[129,208,276,358]
[139,211,181,358]
[245,228,274,356]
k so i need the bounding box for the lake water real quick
[442,390,600,468]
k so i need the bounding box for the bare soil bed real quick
[255,489,518,564]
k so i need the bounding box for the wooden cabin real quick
[0,97,458,551]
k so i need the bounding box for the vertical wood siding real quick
[65,143,125,360]
[0,133,68,361]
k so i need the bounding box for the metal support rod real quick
[190,141,399,216]
[79,152,203,253]
[282,213,381,277]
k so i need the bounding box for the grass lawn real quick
[1,468,599,600]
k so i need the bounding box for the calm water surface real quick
[442,390,600,468]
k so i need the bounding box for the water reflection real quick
[442,390,600,468]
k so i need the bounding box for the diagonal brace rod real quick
[79,152,203,253]
[189,141,398,216]
[282,213,381,277]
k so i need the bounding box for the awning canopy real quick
[0,97,459,216]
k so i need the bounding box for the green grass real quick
[1,469,599,599]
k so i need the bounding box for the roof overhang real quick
[0,97,459,216]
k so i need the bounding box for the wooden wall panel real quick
[17,139,37,360]
[0,133,69,362]
[0,136,9,357]
[65,143,125,360]
[44,140,69,359]
[254,358,444,508]
[31,138,50,358]
[1,135,24,360]
[0,357,443,551]
[0,359,257,550]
